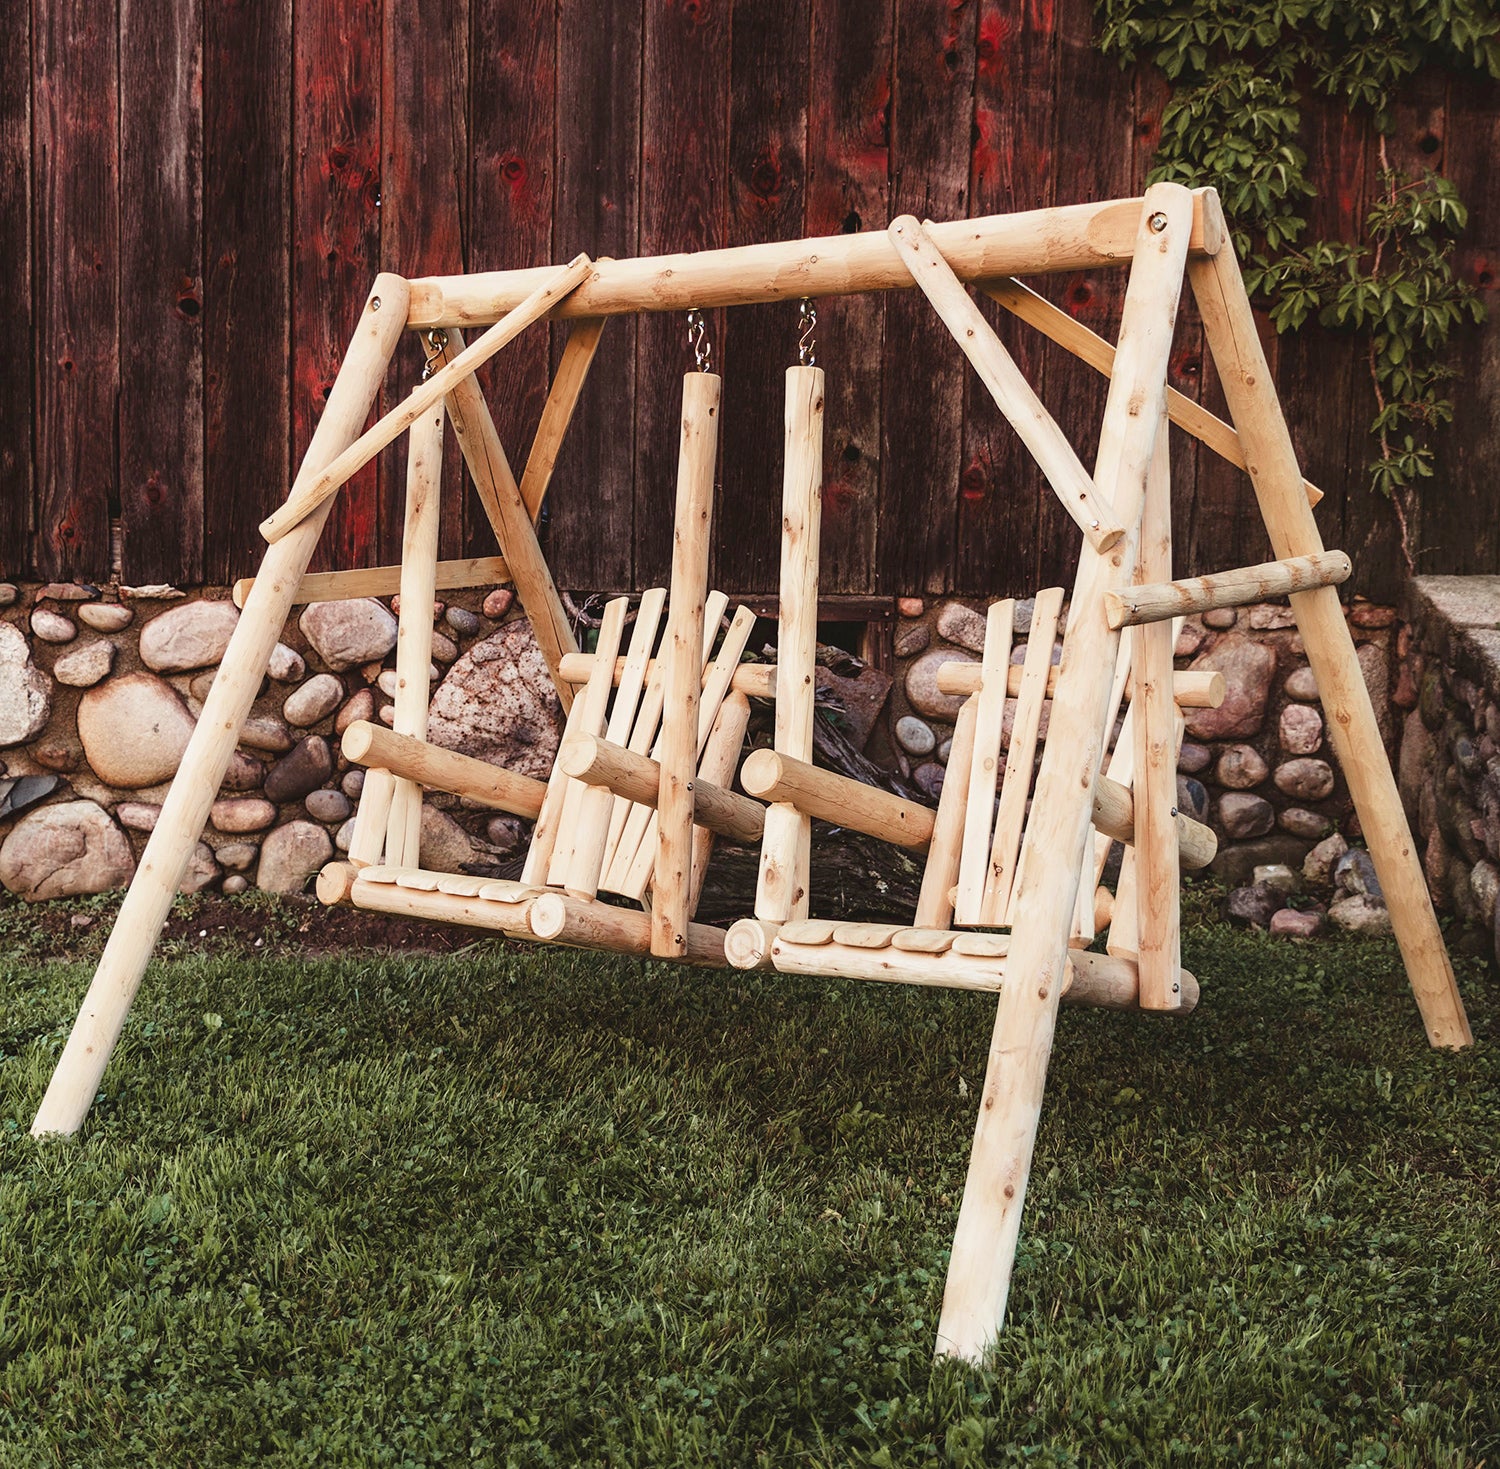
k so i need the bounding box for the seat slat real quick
[779,917,839,946]
[832,922,905,949]
[891,928,956,954]
[951,932,1010,958]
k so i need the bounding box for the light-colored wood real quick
[689,692,753,914]
[516,316,608,517]
[565,588,666,898]
[545,596,628,887]
[780,917,840,946]
[936,661,1224,708]
[349,873,539,936]
[404,191,1224,327]
[893,217,1124,553]
[740,749,936,851]
[981,589,1064,924]
[528,892,727,968]
[260,255,591,542]
[1106,846,1140,960]
[341,721,547,817]
[1190,234,1471,1050]
[521,694,595,886]
[915,696,979,929]
[600,591,728,891]
[981,275,1323,509]
[937,184,1193,1362]
[952,932,1010,958]
[231,554,511,610]
[652,371,721,959]
[559,651,776,700]
[557,729,765,844]
[1106,550,1351,629]
[1095,771,1215,871]
[617,604,757,902]
[1132,415,1183,1008]
[724,917,781,970]
[348,767,397,868]
[442,325,580,709]
[891,928,956,954]
[32,272,412,1139]
[1070,642,1137,940]
[315,861,359,907]
[385,397,446,868]
[954,601,1015,924]
[756,365,824,925]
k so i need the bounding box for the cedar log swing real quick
[31,184,1472,1367]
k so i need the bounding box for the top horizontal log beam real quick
[406,191,1226,329]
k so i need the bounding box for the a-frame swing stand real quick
[30,183,1471,1366]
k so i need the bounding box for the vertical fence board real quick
[294,0,382,575]
[955,0,1056,597]
[0,0,30,578]
[382,0,468,563]
[716,0,810,596]
[119,0,204,585]
[805,0,891,596]
[878,0,978,596]
[32,0,118,582]
[549,0,640,593]
[637,0,731,589]
[468,0,555,564]
[204,0,291,584]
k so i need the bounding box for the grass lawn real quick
[1,884,1497,1466]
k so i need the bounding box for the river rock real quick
[1254,863,1298,895]
[1176,776,1210,824]
[485,814,525,853]
[180,841,220,895]
[431,631,459,664]
[283,674,344,727]
[1203,607,1236,629]
[32,740,79,774]
[334,819,356,853]
[139,600,239,671]
[896,597,924,618]
[264,736,334,804]
[222,875,250,896]
[335,688,377,734]
[30,607,77,644]
[935,602,986,653]
[913,761,946,800]
[0,774,61,821]
[341,768,365,799]
[0,583,15,607]
[1329,893,1392,935]
[221,749,266,792]
[1278,806,1331,839]
[1284,666,1318,702]
[211,797,276,833]
[1358,641,1394,745]
[1248,603,1296,630]
[1177,741,1211,775]
[483,587,514,619]
[256,820,333,895]
[1218,791,1274,840]
[1270,907,1325,941]
[1226,883,1280,928]
[1303,831,1349,885]
[216,842,258,871]
[1216,744,1268,790]
[299,597,398,671]
[895,715,936,757]
[116,801,162,833]
[78,674,196,788]
[1184,635,1276,741]
[78,602,133,632]
[895,622,930,658]
[1470,860,1499,927]
[239,715,295,754]
[1280,703,1323,755]
[0,800,135,900]
[905,648,974,721]
[1333,848,1382,899]
[1175,621,1207,658]
[445,606,481,637]
[267,642,306,682]
[0,623,52,746]
[53,639,115,688]
[305,787,352,823]
[1274,757,1335,802]
[420,806,474,873]
[426,621,563,781]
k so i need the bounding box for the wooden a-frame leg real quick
[935,184,1196,1362]
[31,274,412,1138]
[1188,243,1472,1050]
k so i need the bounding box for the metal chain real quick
[686,308,713,372]
[797,298,817,366]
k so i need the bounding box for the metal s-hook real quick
[420,327,450,381]
[686,308,713,372]
[796,298,817,367]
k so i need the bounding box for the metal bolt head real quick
[1148,211,1168,233]
[370,295,381,311]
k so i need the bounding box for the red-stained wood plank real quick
[878,0,979,596]
[204,0,291,584]
[715,0,811,596]
[548,0,641,593]
[805,0,892,596]
[382,0,469,563]
[119,0,204,585]
[468,0,555,563]
[293,0,382,575]
[955,0,1055,597]
[32,0,118,582]
[637,0,732,589]
[0,0,31,578]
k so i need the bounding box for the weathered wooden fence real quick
[2,1,1496,602]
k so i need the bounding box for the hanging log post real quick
[32,274,412,1139]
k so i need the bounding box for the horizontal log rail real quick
[935,662,1225,708]
[527,892,728,967]
[405,189,1224,328]
[559,651,777,700]
[1105,551,1352,629]
[341,720,546,819]
[232,554,511,610]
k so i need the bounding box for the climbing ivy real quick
[1094,0,1499,570]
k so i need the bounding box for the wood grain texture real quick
[293,0,382,574]
[550,0,641,591]
[33,0,118,581]
[0,0,31,577]
[120,0,203,584]
[204,0,291,583]
[804,0,892,594]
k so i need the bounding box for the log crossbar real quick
[934,662,1226,708]
[1105,551,1352,629]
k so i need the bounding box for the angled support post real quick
[1188,241,1471,1049]
[32,274,412,1138]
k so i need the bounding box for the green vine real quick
[1095,1,1498,572]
